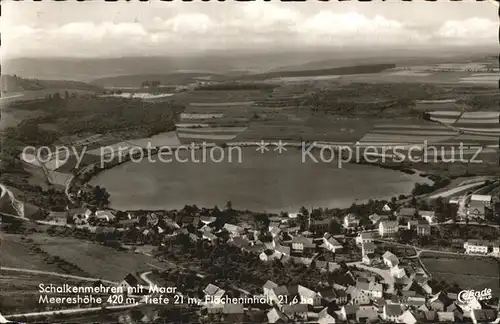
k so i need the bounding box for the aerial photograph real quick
[1,1,499,323]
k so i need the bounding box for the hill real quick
[239,64,397,80]
[91,72,223,87]
[1,75,102,94]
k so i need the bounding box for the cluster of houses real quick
[449,193,495,220]
[56,200,500,324]
[463,194,493,220]
[260,265,498,324]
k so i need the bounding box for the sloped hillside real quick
[1,75,102,94]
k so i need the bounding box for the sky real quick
[2,1,498,58]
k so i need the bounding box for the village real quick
[25,189,500,324]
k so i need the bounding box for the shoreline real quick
[72,140,439,215]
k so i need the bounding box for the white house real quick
[259,250,283,262]
[356,280,383,298]
[470,194,492,207]
[399,310,418,324]
[323,234,343,253]
[343,213,359,229]
[464,240,489,255]
[95,210,116,222]
[267,308,288,324]
[390,265,406,279]
[379,221,399,237]
[84,208,95,220]
[291,236,315,253]
[224,223,244,237]
[420,210,437,224]
[382,251,399,268]
[203,283,226,299]
[356,232,374,245]
[296,285,322,306]
[383,203,392,212]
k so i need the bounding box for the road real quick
[139,271,155,288]
[4,302,141,321]
[428,181,486,199]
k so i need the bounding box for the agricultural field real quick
[1,232,89,275]
[420,253,500,296]
[358,120,459,145]
[1,231,163,283]
[27,232,162,282]
[0,271,101,314]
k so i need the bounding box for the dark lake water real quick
[91,148,426,213]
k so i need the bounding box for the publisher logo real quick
[457,288,492,303]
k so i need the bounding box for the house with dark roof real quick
[398,207,417,218]
[119,273,144,295]
[356,232,374,245]
[346,286,370,305]
[319,288,348,305]
[275,244,291,256]
[340,305,359,321]
[429,291,452,312]
[268,285,290,306]
[383,304,403,322]
[356,305,379,323]
[361,242,376,256]
[291,235,316,254]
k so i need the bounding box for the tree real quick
[225,201,232,211]
[434,197,446,222]
[328,219,342,235]
[299,206,309,217]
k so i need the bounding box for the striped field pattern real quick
[358,123,459,146]
[431,111,500,137]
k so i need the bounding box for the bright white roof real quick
[470,194,492,202]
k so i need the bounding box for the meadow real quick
[420,253,500,296]
[2,232,163,282]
